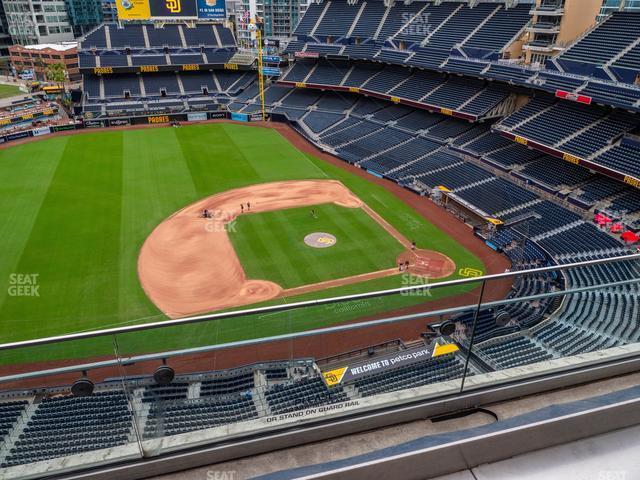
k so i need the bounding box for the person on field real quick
[247,202,251,211]
[240,204,244,213]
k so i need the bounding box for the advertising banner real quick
[555,90,592,105]
[187,112,208,122]
[263,55,281,63]
[116,0,151,20]
[6,131,31,141]
[250,112,265,122]
[321,340,459,387]
[32,126,51,137]
[52,124,77,132]
[197,0,225,19]
[109,118,132,127]
[261,67,281,77]
[208,111,227,120]
[231,112,249,122]
[84,120,105,128]
[149,0,197,18]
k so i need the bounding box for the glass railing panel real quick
[0,336,142,478]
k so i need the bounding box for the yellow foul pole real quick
[255,26,266,122]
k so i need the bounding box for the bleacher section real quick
[80,22,252,119]
[280,61,511,120]
[287,1,531,70]
[495,97,640,183]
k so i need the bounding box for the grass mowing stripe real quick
[230,204,407,290]
[1,132,125,339]
[0,124,486,364]
[117,128,198,324]
[0,137,67,314]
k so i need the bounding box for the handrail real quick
[1,276,638,384]
[0,252,638,353]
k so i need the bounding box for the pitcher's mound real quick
[304,232,337,248]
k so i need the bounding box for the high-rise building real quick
[100,0,117,23]
[3,0,75,45]
[0,1,14,57]
[64,0,103,36]
[235,0,308,48]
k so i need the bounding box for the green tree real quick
[44,63,67,88]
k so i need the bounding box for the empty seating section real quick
[418,161,492,190]
[610,189,640,214]
[146,25,183,47]
[455,178,538,215]
[181,72,215,94]
[574,176,629,204]
[351,2,386,38]
[0,401,27,444]
[287,0,531,75]
[108,24,145,48]
[284,62,508,117]
[484,144,542,168]
[142,383,189,403]
[361,137,440,173]
[396,2,458,44]
[265,378,348,414]
[388,70,445,101]
[597,142,640,178]
[580,82,640,107]
[81,22,244,118]
[464,4,531,51]
[479,337,553,369]
[376,2,424,40]
[144,74,180,95]
[200,372,255,396]
[181,24,219,47]
[338,128,411,160]
[362,65,410,94]
[423,77,484,109]
[560,111,639,159]
[426,3,497,50]
[306,60,350,85]
[558,12,640,67]
[354,355,465,397]
[519,156,594,188]
[314,1,359,36]
[144,397,258,438]
[283,61,316,83]
[4,392,132,467]
[302,111,347,133]
[510,101,607,146]
[538,223,623,256]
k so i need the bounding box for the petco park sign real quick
[321,339,459,387]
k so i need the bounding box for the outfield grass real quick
[230,204,405,289]
[0,84,22,99]
[0,123,485,364]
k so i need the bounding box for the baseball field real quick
[0,122,486,365]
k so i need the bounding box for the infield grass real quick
[0,123,486,364]
[230,204,405,289]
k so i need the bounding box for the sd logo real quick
[317,236,335,245]
[165,0,181,13]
